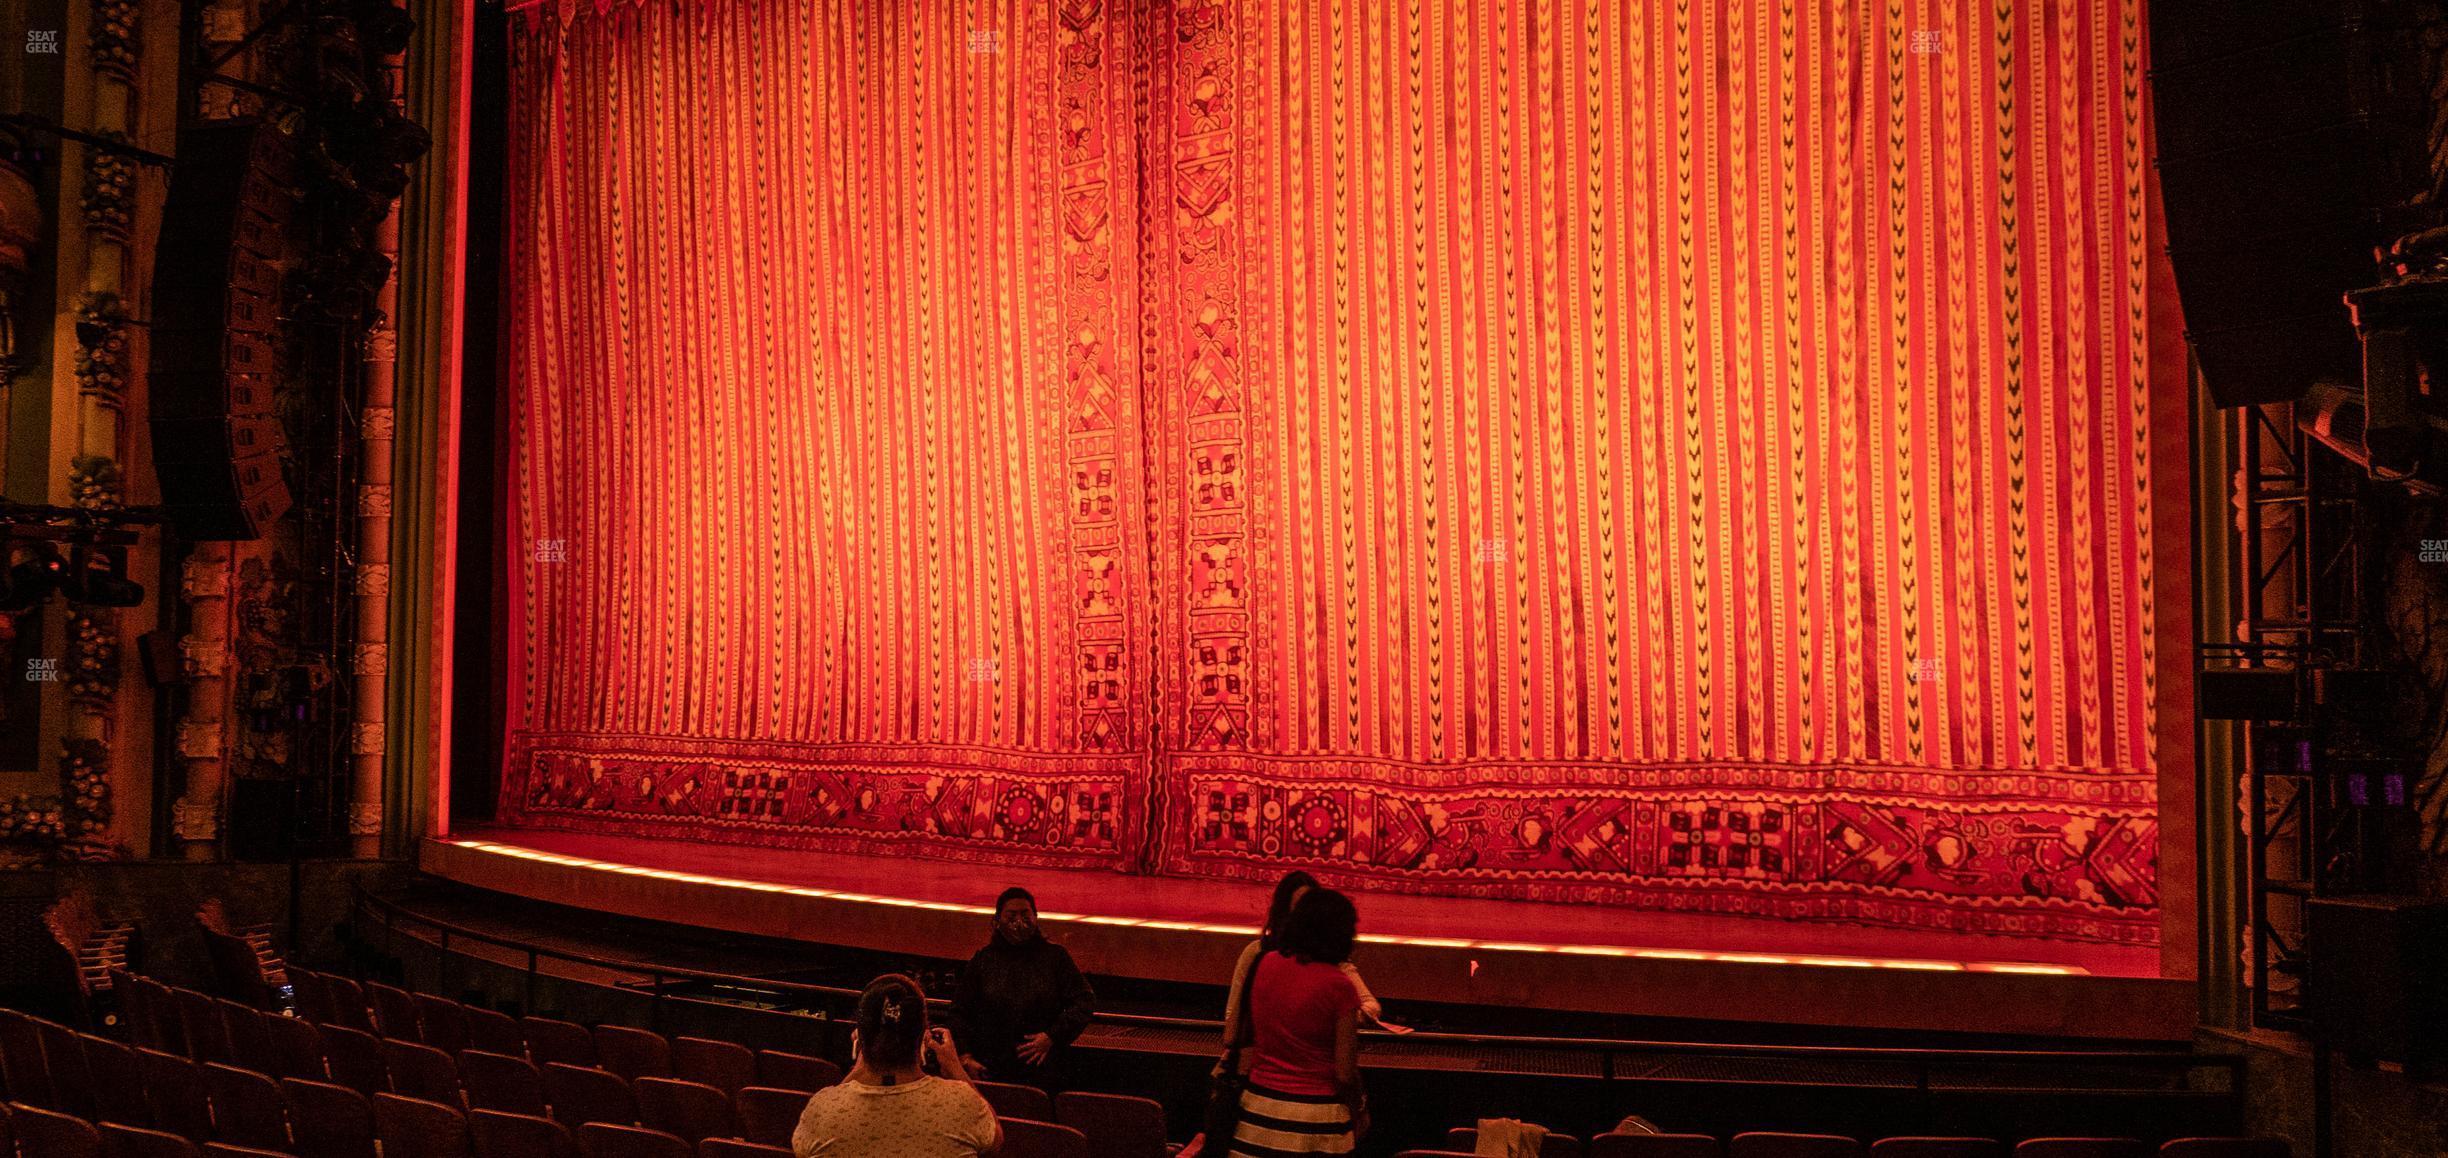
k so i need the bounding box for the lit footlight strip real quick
[440,840,2086,976]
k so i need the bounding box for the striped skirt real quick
[1225,1082,1355,1156]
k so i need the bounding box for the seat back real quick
[382,1037,465,1106]
[698,1141,792,1158]
[1000,1117,1091,1158]
[1871,1141,2005,1158]
[13,1100,105,1158]
[368,984,424,1043]
[416,995,472,1056]
[1054,1090,1170,1158]
[0,1011,56,1110]
[732,1086,809,1148]
[972,1078,1054,1122]
[1590,1136,1724,1158]
[461,1049,551,1117]
[633,1076,735,1144]
[524,1017,598,1069]
[134,976,190,1055]
[260,1012,328,1082]
[752,1049,837,1092]
[318,975,376,1033]
[34,1016,98,1120]
[2013,1142,2150,1158]
[203,1061,292,1150]
[173,989,236,1065]
[217,1001,277,1074]
[136,1047,216,1141]
[464,1006,528,1059]
[80,1033,154,1127]
[101,1122,202,1158]
[203,1146,300,1158]
[542,1061,637,1128]
[575,1121,693,1158]
[594,1025,672,1081]
[374,1092,474,1158]
[281,1078,380,1158]
[1729,1135,1866,1158]
[470,1108,580,1158]
[2159,1142,2291,1158]
[317,1023,391,1097]
[1449,1126,1585,1157]
[670,1037,756,1097]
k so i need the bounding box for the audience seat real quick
[1730,1134,1866,1158]
[1591,1136,1724,1157]
[752,1049,837,1092]
[80,1032,156,1126]
[102,1121,203,1158]
[470,1108,581,1158]
[367,984,424,1044]
[1000,1116,1091,1158]
[280,1078,380,1158]
[219,1001,278,1074]
[973,1078,1056,1122]
[416,996,472,1056]
[203,1062,293,1151]
[36,1016,100,1120]
[576,1121,694,1158]
[733,1086,809,1148]
[381,1037,465,1106]
[202,1146,302,1158]
[2013,1142,2150,1158]
[698,1141,790,1158]
[137,1047,217,1141]
[672,1037,757,1097]
[1450,1126,1584,1156]
[464,1007,528,1059]
[543,1061,638,1128]
[2159,1143,2290,1158]
[0,1012,56,1109]
[316,1024,392,1098]
[1055,1090,1171,1158]
[1870,1141,2005,1158]
[634,1076,736,1144]
[460,1049,551,1117]
[313,975,377,1034]
[595,1025,675,1081]
[11,1100,105,1158]
[524,1018,598,1069]
[261,1014,330,1082]
[373,1092,473,1158]
[175,989,237,1065]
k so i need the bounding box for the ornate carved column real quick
[175,545,232,857]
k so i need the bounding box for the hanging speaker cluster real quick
[147,119,297,541]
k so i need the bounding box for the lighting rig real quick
[0,502,158,615]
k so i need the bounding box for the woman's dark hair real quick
[995,886,1036,915]
[1261,871,1320,947]
[1275,887,1357,965]
[854,973,929,1069]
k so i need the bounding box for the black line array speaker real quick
[148,119,295,541]
[2306,895,2448,1079]
[2148,1,2440,407]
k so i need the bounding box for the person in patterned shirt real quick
[792,974,1003,1157]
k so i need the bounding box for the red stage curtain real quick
[502,0,2179,944]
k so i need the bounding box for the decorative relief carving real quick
[354,642,388,676]
[351,721,384,757]
[347,802,383,837]
[88,0,141,79]
[81,143,136,241]
[172,798,223,843]
[182,557,229,600]
[179,635,227,678]
[358,485,392,518]
[177,721,225,760]
[356,564,390,597]
[70,294,130,409]
[360,406,395,441]
[363,323,397,364]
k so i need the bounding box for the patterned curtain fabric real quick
[502,0,2180,945]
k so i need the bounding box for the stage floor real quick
[424,826,2190,1040]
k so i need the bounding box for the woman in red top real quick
[1226,888,1368,1156]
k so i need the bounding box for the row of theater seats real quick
[5,963,1173,1158]
[1398,1129,2292,1157]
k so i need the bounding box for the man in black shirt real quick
[946,886,1096,1092]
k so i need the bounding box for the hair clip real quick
[882,1000,903,1022]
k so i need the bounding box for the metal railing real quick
[351,885,2243,1100]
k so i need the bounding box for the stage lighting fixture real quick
[59,547,145,609]
[0,545,65,614]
